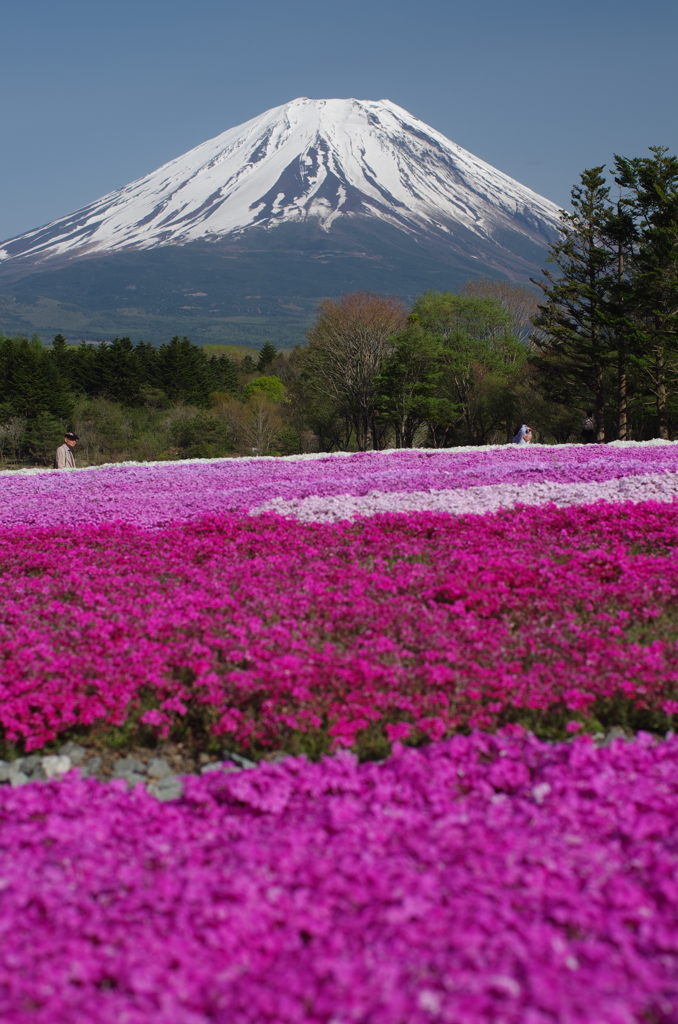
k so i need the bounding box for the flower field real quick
[3,733,678,1023]
[2,443,678,1022]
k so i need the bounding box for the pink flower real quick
[386,722,412,741]
[0,732,677,1020]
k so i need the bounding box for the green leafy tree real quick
[412,291,512,341]
[244,375,285,403]
[409,292,523,445]
[463,280,542,344]
[375,323,442,447]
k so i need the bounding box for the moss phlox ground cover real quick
[2,501,678,753]
[3,445,678,1023]
[1,444,678,528]
[2,733,678,1023]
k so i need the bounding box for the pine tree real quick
[601,188,638,439]
[257,340,278,372]
[51,334,67,364]
[206,354,239,395]
[531,167,617,441]
[0,336,72,419]
[49,334,78,402]
[134,341,160,385]
[93,337,143,405]
[614,148,678,439]
[69,341,99,397]
[157,336,211,405]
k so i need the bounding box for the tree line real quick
[1,144,677,463]
[0,286,549,465]
[0,333,240,418]
[0,334,244,463]
[297,288,541,450]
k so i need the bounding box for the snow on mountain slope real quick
[0,97,561,271]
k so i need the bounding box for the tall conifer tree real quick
[532,168,616,441]
[257,340,278,373]
[614,148,678,439]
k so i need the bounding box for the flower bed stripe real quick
[253,470,678,521]
[3,500,678,753]
[1,445,678,529]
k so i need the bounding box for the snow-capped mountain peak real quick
[0,97,561,271]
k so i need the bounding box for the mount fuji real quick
[0,98,562,347]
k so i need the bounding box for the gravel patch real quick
[0,741,271,801]
[0,730,644,800]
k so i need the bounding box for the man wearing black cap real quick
[54,432,79,470]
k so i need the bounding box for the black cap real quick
[64,432,80,440]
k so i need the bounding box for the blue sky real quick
[1,0,676,240]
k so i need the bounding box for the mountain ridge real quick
[0,98,561,345]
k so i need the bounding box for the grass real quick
[201,343,262,358]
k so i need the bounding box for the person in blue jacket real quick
[511,424,533,445]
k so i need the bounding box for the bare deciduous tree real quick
[464,280,542,345]
[211,394,247,450]
[240,394,283,456]
[305,292,408,450]
[3,417,27,463]
[72,419,102,465]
